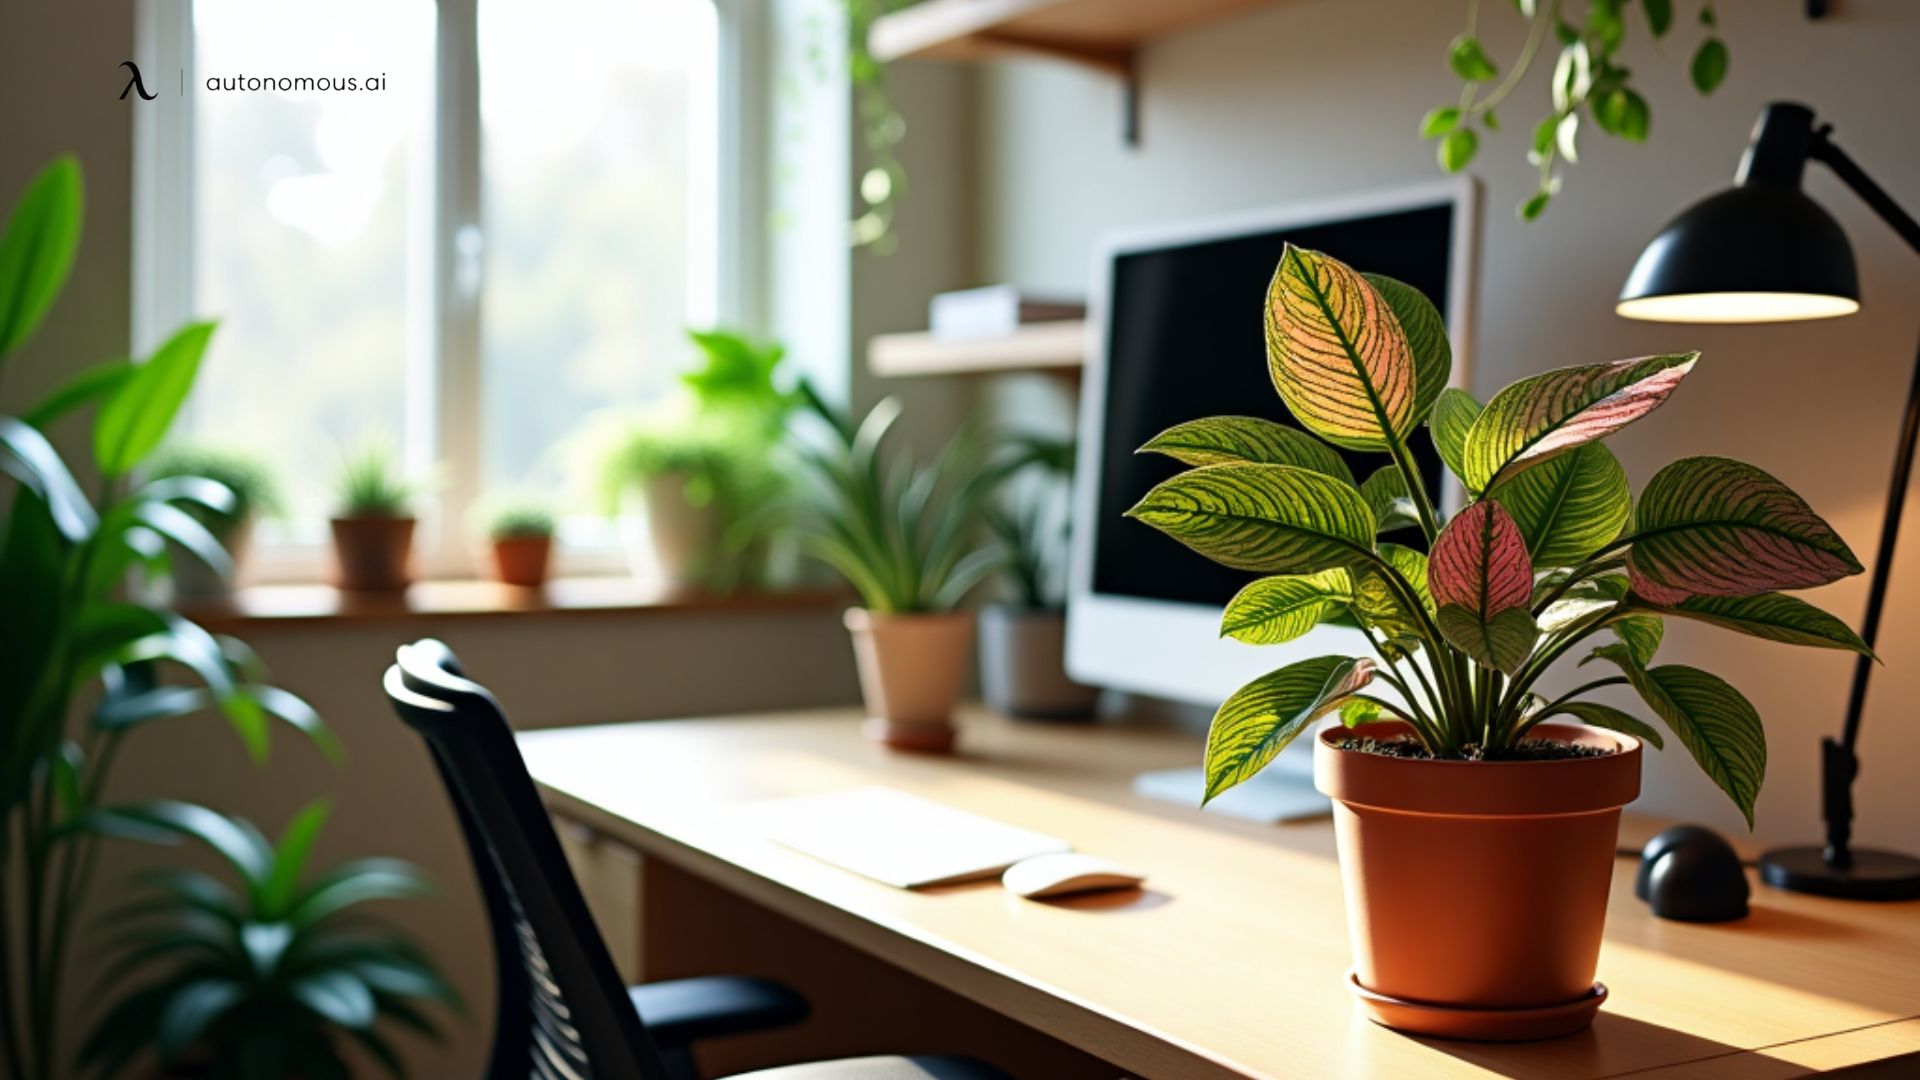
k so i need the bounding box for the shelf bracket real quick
[974,33,1140,145]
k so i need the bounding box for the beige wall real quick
[973,0,1920,846]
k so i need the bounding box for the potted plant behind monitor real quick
[146,443,283,600]
[979,434,1099,720]
[329,437,418,592]
[1126,245,1868,1040]
[793,388,1003,752]
[479,497,555,588]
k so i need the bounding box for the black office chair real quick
[383,639,1009,1080]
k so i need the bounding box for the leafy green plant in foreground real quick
[83,800,456,1079]
[1127,244,1867,825]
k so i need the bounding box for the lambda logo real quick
[119,61,157,101]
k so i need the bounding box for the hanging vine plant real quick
[1421,0,1731,221]
[844,0,911,253]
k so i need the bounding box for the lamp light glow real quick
[1615,291,1860,324]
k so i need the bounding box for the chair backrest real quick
[384,639,668,1080]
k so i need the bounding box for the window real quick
[145,0,733,578]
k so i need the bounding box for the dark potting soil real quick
[1334,736,1616,762]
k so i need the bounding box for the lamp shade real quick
[1618,184,1860,323]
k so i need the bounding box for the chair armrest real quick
[628,975,809,1049]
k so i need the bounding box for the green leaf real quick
[1363,273,1451,426]
[1448,34,1498,81]
[93,685,211,731]
[70,602,169,677]
[1627,456,1862,601]
[1599,658,1766,827]
[1644,0,1674,37]
[262,799,331,919]
[1554,701,1664,749]
[1430,388,1482,484]
[1419,105,1461,138]
[290,858,435,928]
[1,414,98,541]
[1553,41,1592,112]
[1691,38,1729,95]
[1586,0,1625,53]
[94,320,217,478]
[244,684,342,764]
[113,800,275,886]
[1531,115,1559,158]
[1359,466,1419,534]
[0,155,83,361]
[1431,501,1537,673]
[1594,87,1651,143]
[1654,593,1873,657]
[1484,443,1630,566]
[1519,190,1552,222]
[1556,111,1581,164]
[1461,353,1697,491]
[1138,415,1354,483]
[1439,127,1479,173]
[155,979,246,1061]
[23,358,133,428]
[292,971,377,1030]
[1265,245,1418,451]
[1340,697,1384,727]
[1203,656,1375,803]
[1352,543,1434,643]
[1125,463,1376,575]
[1615,613,1664,666]
[1220,571,1352,645]
[138,500,234,580]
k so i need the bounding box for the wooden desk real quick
[521,707,1920,1079]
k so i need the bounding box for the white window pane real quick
[189,0,434,522]
[478,0,719,499]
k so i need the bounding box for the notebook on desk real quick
[756,787,1070,889]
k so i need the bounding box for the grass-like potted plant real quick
[479,498,555,588]
[83,800,458,1078]
[598,418,777,590]
[1127,244,1867,1040]
[329,438,417,592]
[979,435,1100,720]
[146,443,282,600]
[794,390,1003,752]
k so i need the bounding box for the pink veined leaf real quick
[1430,501,1533,616]
[1264,245,1418,452]
[1629,565,1692,605]
[1462,353,1697,491]
[1628,456,1863,598]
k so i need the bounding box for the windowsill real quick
[174,578,849,631]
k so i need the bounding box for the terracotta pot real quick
[1313,720,1642,1041]
[620,474,723,585]
[844,608,974,753]
[977,605,1099,721]
[328,516,415,592]
[168,514,253,601]
[490,535,552,587]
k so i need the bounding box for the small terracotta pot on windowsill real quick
[489,534,552,588]
[844,608,974,753]
[1313,719,1642,1041]
[329,515,415,592]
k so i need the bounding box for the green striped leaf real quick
[1125,463,1376,575]
[1461,353,1697,491]
[1340,697,1386,727]
[1220,570,1352,645]
[1359,466,1419,534]
[1599,658,1767,827]
[1654,593,1872,657]
[1139,415,1354,483]
[1430,388,1482,485]
[1431,501,1537,672]
[1627,456,1862,600]
[1204,656,1375,803]
[1264,246,1417,451]
[1363,273,1451,426]
[1484,442,1630,566]
[1614,613,1664,666]
[1552,701,1664,750]
[1352,543,1433,644]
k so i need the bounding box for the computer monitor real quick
[1067,180,1478,706]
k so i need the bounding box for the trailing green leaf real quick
[1593,653,1766,826]
[1126,463,1377,575]
[1203,656,1374,802]
[1139,415,1353,483]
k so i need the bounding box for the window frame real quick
[133,0,761,584]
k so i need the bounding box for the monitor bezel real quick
[1066,177,1481,705]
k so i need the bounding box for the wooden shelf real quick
[868,320,1086,378]
[869,0,1272,68]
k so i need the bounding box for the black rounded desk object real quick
[1637,826,1750,922]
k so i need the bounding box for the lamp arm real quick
[1811,129,1920,255]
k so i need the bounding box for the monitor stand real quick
[1132,746,1329,824]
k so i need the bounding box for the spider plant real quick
[1127,244,1868,823]
[83,800,455,1079]
[334,437,415,519]
[984,435,1075,610]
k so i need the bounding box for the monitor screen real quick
[1090,202,1455,609]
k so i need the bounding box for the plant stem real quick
[1470,0,1560,116]
[1513,676,1632,740]
[1531,557,1625,615]
[1386,435,1442,545]
[1498,606,1624,727]
[0,815,28,1080]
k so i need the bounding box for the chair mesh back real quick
[385,643,667,1080]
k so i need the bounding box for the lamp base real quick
[1758,845,1920,901]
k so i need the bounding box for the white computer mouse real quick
[1002,852,1146,899]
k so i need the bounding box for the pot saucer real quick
[1345,970,1606,1041]
[862,718,957,754]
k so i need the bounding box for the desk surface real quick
[521,707,1920,1080]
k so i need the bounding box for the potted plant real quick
[979,435,1100,720]
[146,443,283,600]
[599,419,775,589]
[1127,244,1867,1040]
[479,498,555,588]
[330,437,417,592]
[1,157,332,1080]
[794,390,1003,752]
[83,800,458,1078]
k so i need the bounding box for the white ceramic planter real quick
[978,605,1099,720]
[844,608,975,753]
[620,473,723,585]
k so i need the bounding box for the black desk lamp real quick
[1617,101,1920,901]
